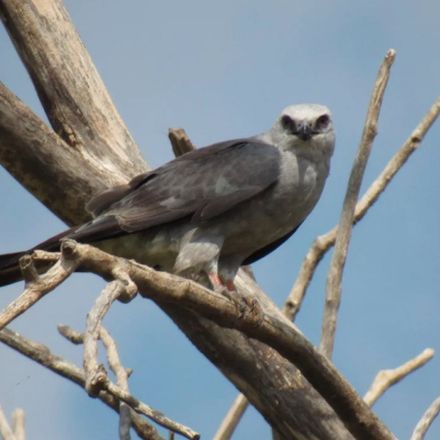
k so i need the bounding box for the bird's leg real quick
[224,279,236,292]
[208,272,259,319]
[208,272,225,291]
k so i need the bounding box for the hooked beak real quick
[296,123,312,141]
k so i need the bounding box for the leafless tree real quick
[0,1,439,439]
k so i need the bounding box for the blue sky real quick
[1,1,439,438]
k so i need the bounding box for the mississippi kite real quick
[0,104,335,290]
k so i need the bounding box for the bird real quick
[0,104,335,291]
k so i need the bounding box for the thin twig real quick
[103,380,199,439]
[411,395,440,440]
[11,409,25,440]
[213,394,249,440]
[58,325,84,344]
[319,49,396,358]
[0,253,75,330]
[100,326,132,440]
[0,405,15,440]
[83,279,135,396]
[284,95,440,321]
[364,348,435,407]
[79,268,197,439]
[0,327,166,440]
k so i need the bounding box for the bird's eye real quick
[315,114,330,131]
[281,115,296,132]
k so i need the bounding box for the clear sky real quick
[1,1,439,439]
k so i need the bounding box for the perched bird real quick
[0,104,335,290]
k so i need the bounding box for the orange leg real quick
[208,272,224,290]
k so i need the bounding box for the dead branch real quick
[284,95,440,321]
[58,325,84,345]
[0,0,145,178]
[364,348,435,407]
[0,2,417,438]
[99,326,132,440]
[83,278,136,396]
[0,405,15,440]
[0,254,77,330]
[213,394,248,440]
[11,409,25,440]
[51,239,391,440]
[0,83,115,225]
[0,327,166,440]
[320,49,396,358]
[168,128,196,157]
[58,324,140,438]
[411,396,440,440]
[0,237,394,439]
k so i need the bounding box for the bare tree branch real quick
[43,239,392,440]
[58,324,143,439]
[2,3,427,438]
[320,49,396,358]
[83,278,136,396]
[11,409,25,440]
[284,95,440,321]
[0,83,120,225]
[168,128,196,157]
[0,406,15,440]
[411,396,440,440]
[0,82,354,440]
[0,0,146,177]
[213,394,248,440]
[100,326,132,440]
[57,324,84,345]
[364,348,435,407]
[0,254,77,330]
[0,327,166,440]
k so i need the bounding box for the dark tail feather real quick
[0,227,76,287]
[0,252,27,286]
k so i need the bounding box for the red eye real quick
[315,114,330,130]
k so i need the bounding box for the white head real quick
[268,104,335,159]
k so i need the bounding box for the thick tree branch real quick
[364,348,435,407]
[0,327,164,440]
[0,84,121,225]
[0,0,146,177]
[284,95,440,321]
[8,239,391,440]
[0,3,417,438]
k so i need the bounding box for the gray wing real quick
[72,138,281,242]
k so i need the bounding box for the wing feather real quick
[73,138,281,243]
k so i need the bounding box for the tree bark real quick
[0,0,389,438]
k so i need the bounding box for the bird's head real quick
[270,104,335,157]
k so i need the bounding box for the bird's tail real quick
[0,251,28,287]
[0,227,76,288]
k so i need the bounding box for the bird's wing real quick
[72,138,281,243]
